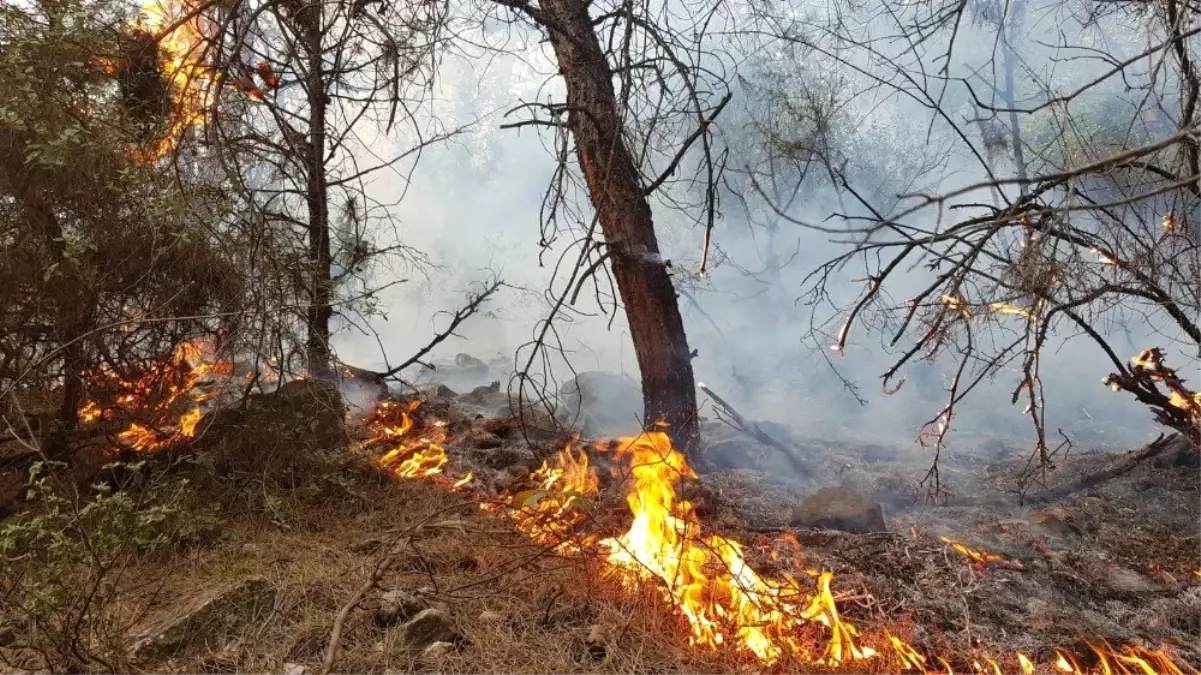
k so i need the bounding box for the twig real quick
[320,502,474,675]
[697,383,810,476]
[379,279,503,379]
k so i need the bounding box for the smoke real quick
[330,0,1194,456]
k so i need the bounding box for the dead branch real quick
[321,502,476,675]
[379,279,504,379]
[697,383,810,476]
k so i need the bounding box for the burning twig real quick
[697,382,809,476]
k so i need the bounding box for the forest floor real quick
[1,380,1198,674]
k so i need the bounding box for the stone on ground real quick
[790,486,887,534]
[131,576,276,660]
[558,371,642,436]
[393,608,463,653]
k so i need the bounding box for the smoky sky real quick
[332,0,1196,452]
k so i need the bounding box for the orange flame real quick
[125,0,220,161]
[81,339,223,453]
[988,302,1036,320]
[362,407,1198,674]
[371,401,449,480]
[940,293,972,318]
[939,536,1008,565]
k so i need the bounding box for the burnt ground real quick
[1,382,1198,674]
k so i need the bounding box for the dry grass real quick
[119,477,768,675]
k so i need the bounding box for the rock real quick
[584,624,607,662]
[790,487,887,534]
[131,577,276,659]
[455,353,488,371]
[421,640,456,661]
[192,380,348,481]
[466,445,535,470]
[1104,567,1161,595]
[350,537,383,553]
[559,371,643,435]
[1152,434,1201,469]
[394,608,464,653]
[376,590,429,627]
[1028,507,1080,538]
[460,428,504,449]
[283,663,307,675]
[417,382,458,400]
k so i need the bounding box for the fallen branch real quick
[946,433,1186,508]
[1019,433,1183,506]
[321,502,475,675]
[380,279,504,379]
[698,383,810,476]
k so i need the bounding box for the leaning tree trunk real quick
[537,0,701,458]
[303,7,333,375]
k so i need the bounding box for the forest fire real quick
[121,0,219,161]
[70,364,1197,674]
[80,340,228,453]
[358,403,1197,674]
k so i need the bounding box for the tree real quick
[0,0,241,441]
[492,0,732,459]
[144,0,454,375]
[749,0,1200,490]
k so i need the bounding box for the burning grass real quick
[357,401,1201,674]
[6,345,1197,674]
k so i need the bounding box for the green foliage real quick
[0,459,224,671]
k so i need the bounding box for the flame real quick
[939,536,1008,565]
[598,430,873,665]
[360,405,1198,674]
[505,445,600,553]
[988,302,1035,320]
[116,0,270,161]
[940,293,972,318]
[123,0,220,161]
[80,339,224,452]
[1092,247,1118,265]
[371,401,449,480]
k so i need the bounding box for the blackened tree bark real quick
[500,0,701,456]
[302,7,333,375]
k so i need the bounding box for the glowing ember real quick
[1092,247,1118,265]
[940,293,972,318]
[988,302,1035,320]
[939,536,1008,565]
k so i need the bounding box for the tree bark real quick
[303,7,333,374]
[532,0,701,457]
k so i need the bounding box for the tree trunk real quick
[999,15,1028,196]
[536,0,701,458]
[303,9,333,374]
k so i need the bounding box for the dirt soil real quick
[2,385,1198,674]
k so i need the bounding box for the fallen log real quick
[698,383,810,476]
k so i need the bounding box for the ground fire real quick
[357,396,1198,674]
[10,339,1197,673]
